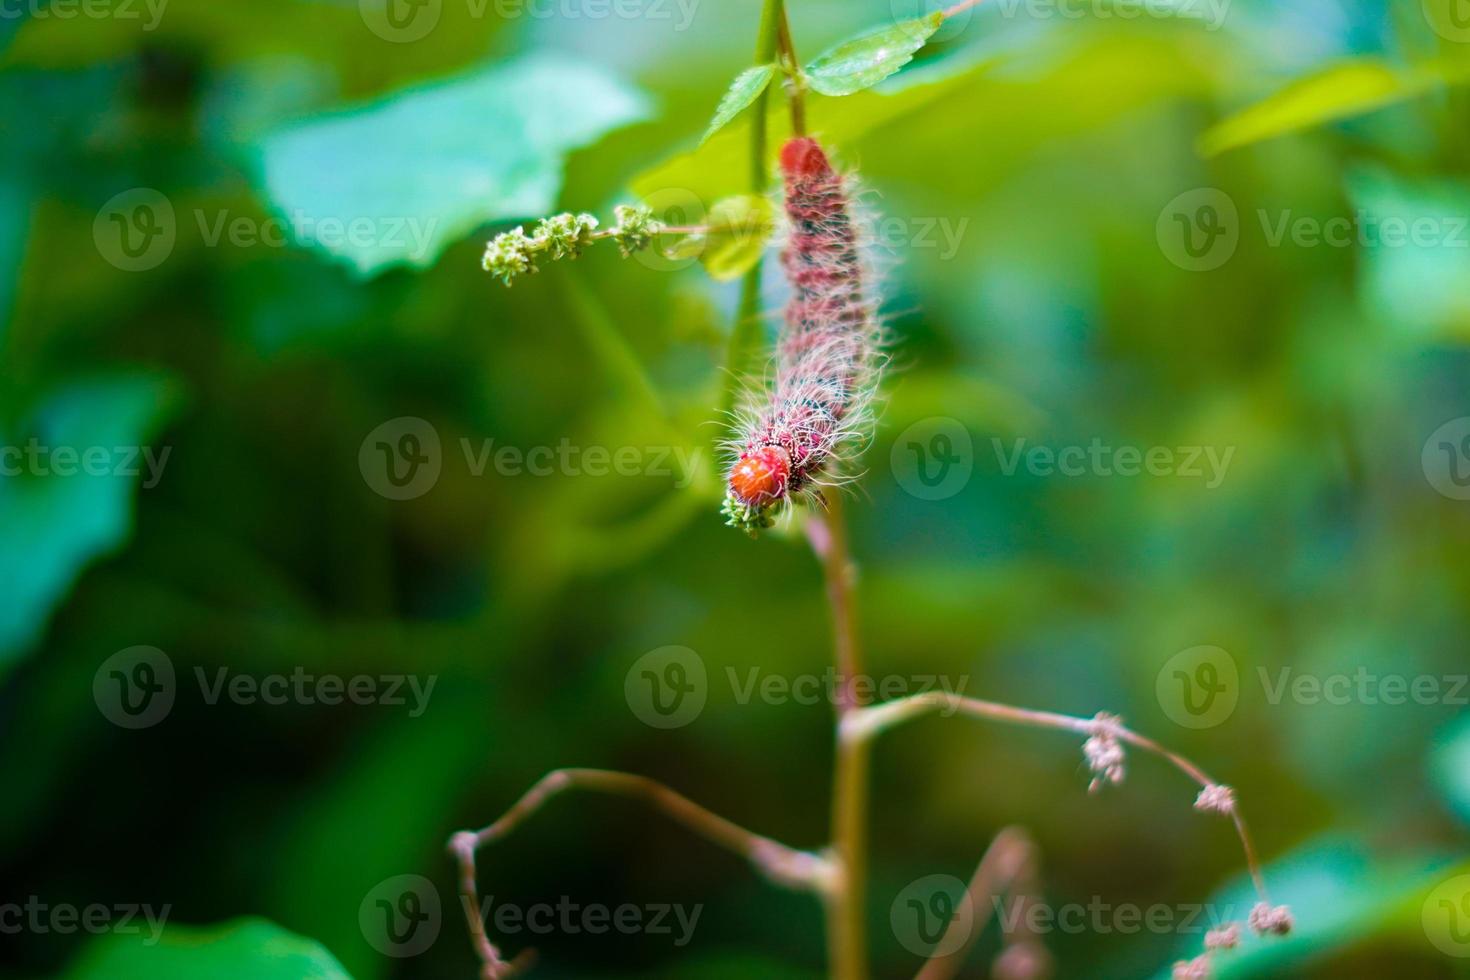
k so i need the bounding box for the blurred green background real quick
[3,0,1470,976]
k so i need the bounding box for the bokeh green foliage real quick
[2,0,1470,978]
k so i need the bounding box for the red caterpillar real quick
[723,137,881,534]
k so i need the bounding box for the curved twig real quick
[914,826,1050,980]
[448,768,832,979]
[842,693,1271,902]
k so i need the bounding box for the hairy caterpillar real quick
[722,137,883,535]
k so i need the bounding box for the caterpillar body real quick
[723,137,882,535]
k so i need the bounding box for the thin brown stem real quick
[843,692,1272,903]
[810,497,862,712]
[448,768,832,979]
[942,0,987,17]
[913,827,1046,980]
[809,496,870,980]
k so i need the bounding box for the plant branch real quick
[449,768,833,979]
[841,693,1271,900]
[774,5,806,136]
[913,826,1047,980]
[942,0,987,16]
[719,0,783,421]
[809,495,870,980]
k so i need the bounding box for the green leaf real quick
[64,918,352,980]
[701,64,776,145]
[1432,713,1470,825]
[0,374,182,670]
[1348,167,1470,341]
[1199,59,1470,157]
[253,53,651,277]
[1155,839,1468,978]
[701,194,775,281]
[804,12,944,97]
[635,48,996,206]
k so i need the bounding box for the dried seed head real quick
[1194,784,1237,816]
[1248,902,1294,936]
[1205,923,1241,951]
[992,940,1053,980]
[1171,954,1213,980]
[1083,712,1126,792]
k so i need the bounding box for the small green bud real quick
[533,212,599,260]
[482,226,539,286]
[610,204,663,258]
[721,490,776,538]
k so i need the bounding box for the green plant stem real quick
[775,9,806,136]
[815,494,870,980]
[718,0,784,422]
[751,0,782,181]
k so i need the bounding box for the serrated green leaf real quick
[634,48,996,206]
[702,194,774,281]
[805,12,944,97]
[253,53,651,277]
[64,918,352,980]
[702,64,776,145]
[1199,58,1470,157]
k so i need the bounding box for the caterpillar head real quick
[723,445,791,536]
[780,137,833,180]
